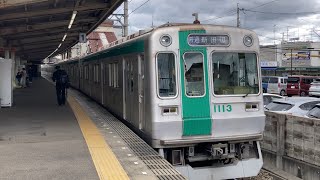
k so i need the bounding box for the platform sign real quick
[282,51,311,67]
[79,33,87,43]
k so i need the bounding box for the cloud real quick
[112,0,320,45]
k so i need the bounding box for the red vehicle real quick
[287,76,318,97]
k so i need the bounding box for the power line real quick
[109,0,133,20]
[243,9,317,15]
[248,0,279,10]
[129,0,151,16]
[202,11,237,22]
[203,0,279,23]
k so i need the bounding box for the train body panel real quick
[42,24,265,179]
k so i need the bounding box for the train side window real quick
[84,66,89,80]
[96,64,100,83]
[103,63,107,85]
[183,52,205,97]
[93,65,96,82]
[113,63,118,88]
[109,64,113,87]
[157,53,177,98]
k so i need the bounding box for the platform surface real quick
[0,78,99,180]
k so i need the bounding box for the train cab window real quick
[157,53,177,98]
[183,52,205,97]
[212,52,259,95]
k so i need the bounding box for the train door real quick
[179,30,212,136]
[101,61,104,105]
[138,54,145,130]
[124,59,132,121]
[124,57,139,126]
[123,59,126,119]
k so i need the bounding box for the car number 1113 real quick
[214,104,232,113]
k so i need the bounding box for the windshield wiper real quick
[242,92,250,98]
[242,84,254,98]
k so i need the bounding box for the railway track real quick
[241,168,289,180]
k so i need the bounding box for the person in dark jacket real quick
[52,66,69,105]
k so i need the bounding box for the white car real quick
[309,79,320,97]
[265,97,320,117]
[306,103,320,119]
[263,93,285,107]
[262,76,287,96]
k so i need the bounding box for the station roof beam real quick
[0,0,124,62]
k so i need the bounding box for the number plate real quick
[291,86,295,88]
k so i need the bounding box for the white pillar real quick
[10,50,15,60]
[5,50,10,59]
[10,51,17,88]
[15,56,21,76]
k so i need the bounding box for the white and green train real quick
[45,23,265,179]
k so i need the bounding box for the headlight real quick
[243,35,253,47]
[160,35,172,47]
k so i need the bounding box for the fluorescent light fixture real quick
[62,33,67,41]
[45,10,76,61]
[68,11,77,29]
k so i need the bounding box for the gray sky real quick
[111,0,320,45]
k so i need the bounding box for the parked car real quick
[306,103,320,119]
[286,76,318,97]
[262,76,287,95]
[263,93,285,107]
[265,97,320,116]
[309,78,320,97]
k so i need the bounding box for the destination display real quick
[188,34,230,46]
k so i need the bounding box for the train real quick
[42,23,265,180]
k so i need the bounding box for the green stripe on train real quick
[82,40,145,62]
[179,30,212,136]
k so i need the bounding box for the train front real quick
[150,24,265,179]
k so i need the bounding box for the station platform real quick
[0,77,185,180]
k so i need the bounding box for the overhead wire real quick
[203,0,280,23]
[248,0,279,10]
[129,0,151,16]
[202,10,237,23]
[243,9,317,15]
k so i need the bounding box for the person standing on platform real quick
[28,67,33,83]
[52,66,69,106]
[16,71,22,86]
[20,68,27,88]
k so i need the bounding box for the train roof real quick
[61,23,257,63]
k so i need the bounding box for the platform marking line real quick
[68,96,130,180]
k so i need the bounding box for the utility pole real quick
[237,3,240,27]
[291,49,293,76]
[273,25,277,64]
[273,25,276,45]
[124,0,128,37]
[287,26,289,41]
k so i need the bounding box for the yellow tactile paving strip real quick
[68,96,130,180]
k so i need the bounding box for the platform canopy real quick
[0,0,124,62]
